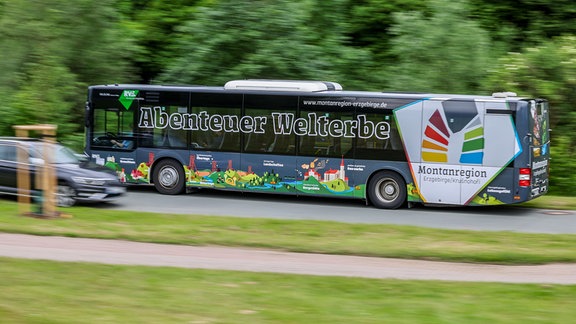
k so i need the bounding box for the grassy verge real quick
[1,199,576,265]
[1,257,575,323]
[519,194,576,210]
[1,196,575,322]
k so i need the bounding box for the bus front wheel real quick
[153,159,185,195]
[368,171,406,209]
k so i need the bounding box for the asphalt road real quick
[104,186,576,234]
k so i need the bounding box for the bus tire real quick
[368,171,406,209]
[153,159,185,195]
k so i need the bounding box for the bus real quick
[84,80,550,209]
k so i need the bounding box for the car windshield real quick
[30,142,80,164]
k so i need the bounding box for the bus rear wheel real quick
[153,159,185,195]
[368,171,406,209]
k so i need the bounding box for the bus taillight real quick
[519,168,531,187]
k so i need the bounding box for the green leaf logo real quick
[119,90,139,110]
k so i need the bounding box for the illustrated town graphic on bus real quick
[105,153,364,197]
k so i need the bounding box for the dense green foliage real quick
[387,0,492,93]
[0,0,136,147]
[0,0,574,194]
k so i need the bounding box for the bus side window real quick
[244,132,269,152]
[297,109,353,158]
[218,131,240,152]
[298,136,312,156]
[190,129,220,150]
[91,107,134,149]
[138,128,155,147]
[189,100,242,151]
[245,117,277,153]
[243,95,298,155]
[329,137,352,157]
[157,128,186,148]
[267,134,295,154]
[354,113,406,161]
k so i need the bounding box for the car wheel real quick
[57,183,77,207]
[368,171,406,209]
[153,159,185,195]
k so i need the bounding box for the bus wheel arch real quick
[367,170,407,209]
[151,158,185,195]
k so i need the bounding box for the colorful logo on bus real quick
[421,105,484,165]
[119,90,139,110]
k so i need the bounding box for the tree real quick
[347,0,428,60]
[484,36,576,132]
[483,35,576,194]
[159,0,378,90]
[0,55,78,139]
[469,0,576,48]
[386,0,493,93]
[0,0,136,147]
[547,135,576,196]
[116,0,200,83]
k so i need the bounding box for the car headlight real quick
[71,177,107,186]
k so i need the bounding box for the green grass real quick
[1,197,576,264]
[1,257,575,323]
[519,194,576,210]
[1,196,575,323]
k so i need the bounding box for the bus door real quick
[88,88,137,178]
[476,101,521,204]
[89,89,136,152]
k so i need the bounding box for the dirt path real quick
[1,233,575,285]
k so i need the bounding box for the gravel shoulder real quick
[2,233,576,284]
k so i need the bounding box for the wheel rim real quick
[57,185,76,207]
[159,166,179,189]
[376,178,399,202]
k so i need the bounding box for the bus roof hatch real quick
[492,92,517,98]
[224,79,343,92]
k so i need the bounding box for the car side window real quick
[0,144,17,162]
